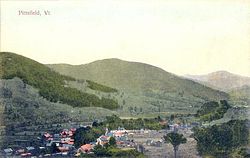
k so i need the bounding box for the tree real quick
[92,121,99,127]
[93,144,109,156]
[193,120,248,157]
[109,137,116,147]
[140,107,143,113]
[134,106,137,112]
[74,126,98,148]
[163,132,187,158]
[170,114,175,122]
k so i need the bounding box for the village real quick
[1,121,200,158]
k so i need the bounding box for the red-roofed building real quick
[114,131,124,137]
[58,146,69,152]
[79,144,93,153]
[70,128,76,132]
[67,141,74,145]
[20,152,32,157]
[97,135,110,146]
[43,132,52,139]
[48,137,53,141]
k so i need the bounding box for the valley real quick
[0,52,249,157]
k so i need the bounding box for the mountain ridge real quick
[185,71,250,92]
[1,53,229,118]
[48,58,228,100]
[48,58,229,117]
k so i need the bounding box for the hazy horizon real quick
[2,51,250,78]
[1,0,250,76]
[47,57,250,77]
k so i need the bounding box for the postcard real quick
[0,0,249,157]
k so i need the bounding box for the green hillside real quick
[229,85,250,105]
[48,59,229,116]
[0,77,118,147]
[48,59,228,100]
[0,52,118,110]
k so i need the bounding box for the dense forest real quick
[0,52,118,110]
[196,100,231,122]
[86,80,118,93]
[193,119,249,157]
[101,115,165,130]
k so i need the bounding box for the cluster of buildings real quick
[43,128,76,154]
[2,122,198,157]
[76,127,137,156]
[2,128,77,157]
[2,126,142,157]
[3,146,36,157]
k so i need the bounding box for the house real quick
[146,140,162,147]
[60,128,76,138]
[61,137,74,144]
[97,135,110,146]
[26,146,35,151]
[79,144,93,153]
[3,148,13,156]
[68,130,73,137]
[116,135,127,142]
[25,146,36,155]
[16,148,25,155]
[62,143,74,150]
[58,146,69,152]
[43,132,52,140]
[90,141,97,145]
[61,129,69,137]
[46,140,61,147]
[61,152,69,156]
[54,134,61,140]
[20,152,32,157]
[106,132,114,137]
[146,140,153,146]
[169,124,180,132]
[70,128,76,132]
[114,131,124,137]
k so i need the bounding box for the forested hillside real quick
[196,100,231,122]
[48,59,228,101]
[0,52,118,110]
[48,58,229,116]
[0,77,118,147]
